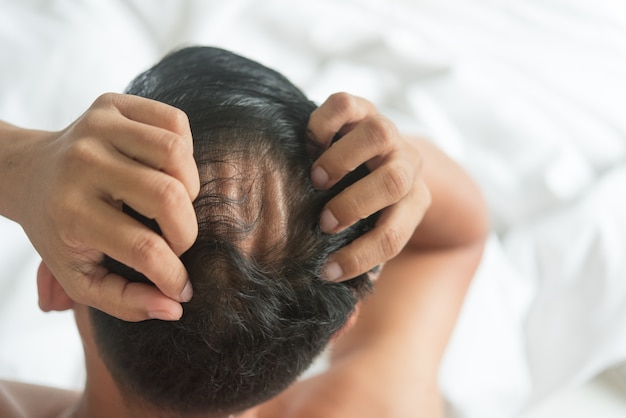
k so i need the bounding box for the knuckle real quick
[380,227,405,260]
[131,232,162,270]
[381,162,412,201]
[116,283,137,319]
[64,138,101,169]
[365,117,396,149]
[70,106,106,138]
[328,92,355,116]
[156,177,188,213]
[93,92,118,108]
[167,107,191,136]
[159,131,188,166]
[76,110,100,133]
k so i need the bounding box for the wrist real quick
[0,122,51,222]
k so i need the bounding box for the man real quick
[0,47,487,417]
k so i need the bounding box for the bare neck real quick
[74,353,241,418]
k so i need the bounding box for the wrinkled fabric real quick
[1,1,625,416]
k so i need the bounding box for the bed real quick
[1,1,625,416]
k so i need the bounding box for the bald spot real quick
[196,156,289,256]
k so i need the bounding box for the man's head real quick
[89,47,377,416]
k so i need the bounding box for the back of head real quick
[91,47,377,416]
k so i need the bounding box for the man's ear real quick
[330,304,360,343]
[37,261,74,312]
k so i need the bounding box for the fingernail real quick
[320,209,339,233]
[368,264,382,282]
[322,262,343,281]
[180,281,193,302]
[148,310,179,321]
[311,166,329,189]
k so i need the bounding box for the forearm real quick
[332,137,488,380]
[333,242,483,380]
[0,121,46,222]
[409,137,488,249]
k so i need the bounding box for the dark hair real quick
[91,47,378,416]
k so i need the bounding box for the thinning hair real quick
[91,47,378,417]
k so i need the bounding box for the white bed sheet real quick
[1,1,625,417]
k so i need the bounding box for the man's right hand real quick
[0,93,200,321]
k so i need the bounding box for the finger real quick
[320,153,417,233]
[98,149,198,256]
[81,271,184,322]
[91,93,200,200]
[307,93,377,148]
[100,116,199,200]
[96,93,192,139]
[322,181,430,281]
[72,198,193,303]
[310,115,404,189]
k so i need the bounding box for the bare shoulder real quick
[0,379,80,418]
